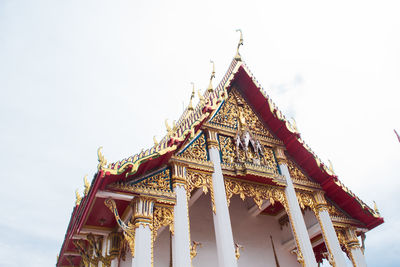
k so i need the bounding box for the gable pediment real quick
[210,87,276,139]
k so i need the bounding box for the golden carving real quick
[104,198,137,257]
[296,191,316,211]
[207,60,215,93]
[131,169,171,191]
[234,29,243,61]
[287,160,309,182]
[83,175,90,196]
[187,170,216,213]
[224,177,286,210]
[235,243,244,260]
[373,201,380,216]
[218,133,279,174]
[290,248,305,266]
[190,241,202,260]
[210,88,274,138]
[153,206,174,241]
[180,133,208,161]
[75,189,82,205]
[97,146,107,171]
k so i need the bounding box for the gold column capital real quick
[132,196,155,226]
[313,191,329,213]
[206,129,219,149]
[274,146,287,165]
[344,227,361,249]
[170,163,187,187]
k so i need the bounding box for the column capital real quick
[133,197,154,226]
[313,191,329,213]
[344,227,361,249]
[170,163,187,187]
[206,129,219,149]
[274,146,287,165]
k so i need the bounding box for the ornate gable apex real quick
[209,87,277,141]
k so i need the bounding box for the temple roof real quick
[57,55,383,266]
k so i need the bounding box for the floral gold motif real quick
[224,177,286,210]
[187,170,216,213]
[153,206,174,241]
[180,133,208,161]
[210,88,275,139]
[130,169,172,192]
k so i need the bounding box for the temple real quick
[57,34,384,267]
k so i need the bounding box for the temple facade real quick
[57,38,383,267]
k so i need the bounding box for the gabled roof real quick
[57,57,383,266]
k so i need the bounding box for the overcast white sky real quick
[1,0,399,266]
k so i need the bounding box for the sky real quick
[0,0,399,266]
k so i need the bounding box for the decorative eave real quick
[232,61,383,230]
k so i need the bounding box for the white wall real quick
[229,195,300,267]
[189,192,219,267]
[119,251,132,267]
[154,226,171,267]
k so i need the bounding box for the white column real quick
[275,147,318,267]
[171,164,192,267]
[110,258,118,267]
[314,192,347,266]
[132,224,152,267]
[345,228,367,267]
[131,197,154,267]
[207,131,238,267]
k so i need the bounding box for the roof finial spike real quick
[188,82,195,111]
[235,29,243,61]
[75,189,82,205]
[83,175,90,196]
[373,201,380,216]
[207,60,215,93]
[198,89,205,106]
[165,119,173,137]
[97,147,107,171]
[153,136,158,147]
[328,159,335,174]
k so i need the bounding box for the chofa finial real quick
[207,60,215,93]
[188,82,195,111]
[235,29,243,61]
[75,189,82,205]
[83,175,90,196]
[373,201,380,216]
[153,136,158,146]
[97,147,107,171]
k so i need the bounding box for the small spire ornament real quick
[373,201,380,216]
[83,175,90,196]
[75,189,82,205]
[153,136,159,146]
[235,29,243,61]
[207,60,215,93]
[188,82,195,111]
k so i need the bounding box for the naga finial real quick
[328,160,335,174]
[207,60,215,93]
[290,117,298,132]
[83,175,90,196]
[198,89,205,106]
[188,82,195,111]
[75,189,82,205]
[153,136,159,147]
[165,119,173,137]
[97,147,107,171]
[373,201,380,216]
[235,29,244,61]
